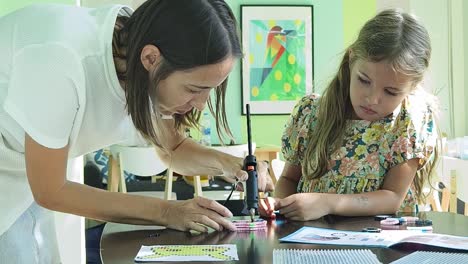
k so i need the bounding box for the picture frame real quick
[241,5,314,115]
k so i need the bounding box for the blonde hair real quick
[302,9,438,203]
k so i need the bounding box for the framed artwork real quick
[241,5,314,115]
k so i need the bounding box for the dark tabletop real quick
[100,211,468,264]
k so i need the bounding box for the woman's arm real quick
[277,158,420,220]
[25,134,235,231]
[155,118,274,191]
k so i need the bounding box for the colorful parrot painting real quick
[248,19,306,101]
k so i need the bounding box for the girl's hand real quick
[162,197,236,232]
[259,197,279,218]
[276,193,330,221]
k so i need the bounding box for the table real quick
[100,212,468,263]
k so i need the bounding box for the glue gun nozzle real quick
[249,208,255,222]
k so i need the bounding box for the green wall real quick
[343,0,376,47]
[0,0,75,16]
[220,0,376,147]
[1,0,378,147]
[221,0,345,147]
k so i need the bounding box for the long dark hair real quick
[113,0,242,148]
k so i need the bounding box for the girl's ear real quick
[140,44,163,71]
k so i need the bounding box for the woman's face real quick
[349,59,414,121]
[155,56,235,116]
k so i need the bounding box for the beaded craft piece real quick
[232,219,268,232]
[134,244,238,262]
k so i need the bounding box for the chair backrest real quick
[109,144,176,199]
[211,143,256,158]
[111,145,167,177]
[271,158,285,181]
[431,156,468,215]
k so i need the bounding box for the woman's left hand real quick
[276,193,330,221]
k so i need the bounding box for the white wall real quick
[377,0,467,138]
[409,0,452,137]
[464,1,468,135]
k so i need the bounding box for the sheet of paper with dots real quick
[134,244,239,262]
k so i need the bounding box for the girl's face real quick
[155,56,235,116]
[349,59,414,121]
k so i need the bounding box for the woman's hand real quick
[259,197,279,219]
[257,160,275,192]
[276,193,330,221]
[164,134,274,192]
[162,197,236,232]
[219,158,275,192]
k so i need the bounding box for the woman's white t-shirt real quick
[0,4,143,235]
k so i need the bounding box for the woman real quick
[0,0,272,262]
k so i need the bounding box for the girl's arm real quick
[25,134,235,231]
[329,158,420,215]
[273,162,302,198]
[277,158,420,220]
[258,162,301,218]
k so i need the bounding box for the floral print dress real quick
[281,93,437,212]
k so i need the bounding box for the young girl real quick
[0,0,272,262]
[259,9,439,221]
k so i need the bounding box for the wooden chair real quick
[271,158,285,183]
[107,145,179,200]
[429,156,468,215]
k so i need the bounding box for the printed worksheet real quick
[134,244,239,262]
[280,226,468,251]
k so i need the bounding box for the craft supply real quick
[362,227,382,233]
[380,224,401,230]
[273,249,382,264]
[400,216,418,223]
[406,226,433,232]
[244,104,258,222]
[374,215,392,221]
[380,218,400,225]
[232,219,267,232]
[134,244,239,262]
[415,219,432,226]
[390,251,468,264]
